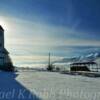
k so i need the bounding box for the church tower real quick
[0,25,4,48]
[0,25,14,71]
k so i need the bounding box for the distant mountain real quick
[79,52,100,62]
[62,57,80,62]
[94,52,100,58]
[53,52,100,64]
[52,57,79,64]
[85,52,100,61]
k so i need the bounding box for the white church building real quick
[0,25,13,69]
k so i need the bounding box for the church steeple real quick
[0,25,4,48]
[0,25,4,31]
[0,25,14,71]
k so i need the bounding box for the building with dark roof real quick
[70,61,98,72]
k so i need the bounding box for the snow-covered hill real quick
[54,52,100,64]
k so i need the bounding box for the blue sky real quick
[0,0,100,67]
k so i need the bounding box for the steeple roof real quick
[0,25,4,31]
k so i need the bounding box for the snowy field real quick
[0,71,100,100]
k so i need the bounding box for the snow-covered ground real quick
[0,71,100,100]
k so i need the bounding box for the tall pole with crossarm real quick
[47,52,53,71]
[48,52,50,66]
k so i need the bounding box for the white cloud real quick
[1,17,100,67]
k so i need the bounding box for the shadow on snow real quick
[0,72,41,100]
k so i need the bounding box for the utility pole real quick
[47,52,53,71]
[48,52,50,66]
